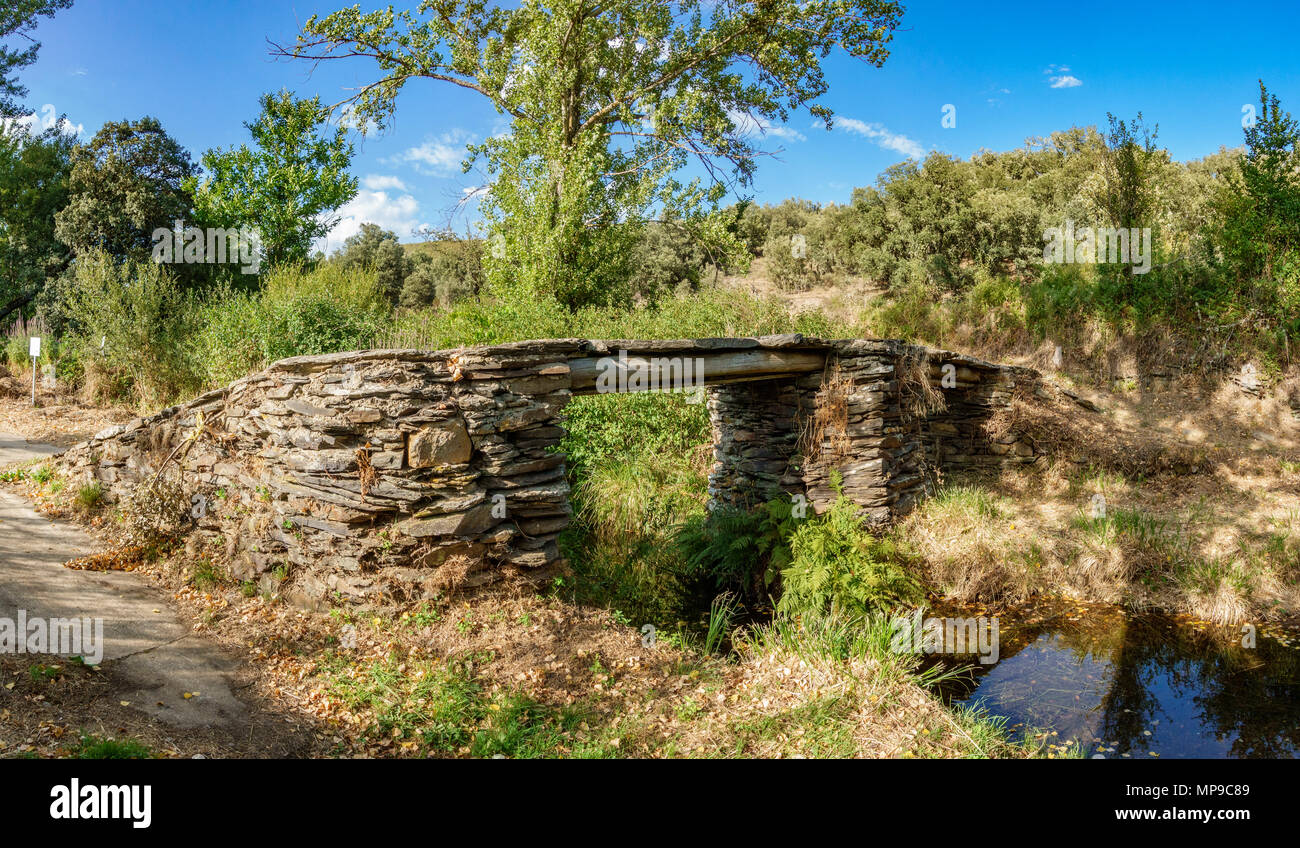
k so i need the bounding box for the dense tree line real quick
[3,0,1298,406]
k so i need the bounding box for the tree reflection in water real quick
[936,603,1300,758]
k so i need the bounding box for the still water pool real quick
[935,602,1300,758]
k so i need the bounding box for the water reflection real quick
[935,602,1300,758]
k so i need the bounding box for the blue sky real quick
[11,0,1299,250]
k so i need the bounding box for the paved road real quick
[0,432,246,729]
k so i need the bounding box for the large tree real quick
[335,222,412,302]
[1235,81,1300,280]
[188,91,357,268]
[276,0,904,307]
[0,0,73,117]
[1096,112,1162,233]
[53,116,197,261]
[0,122,74,323]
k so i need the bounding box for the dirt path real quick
[0,432,320,757]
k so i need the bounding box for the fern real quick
[674,497,801,601]
[777,495,925,619]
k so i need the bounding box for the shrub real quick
[777,495,925,619]
[400,239,485,309]
[627,222,708,301]
[561,392,709,484]
[117,472,191,548]
[675,498,801,602]
[197,263,389,386]
[56,251,202,407]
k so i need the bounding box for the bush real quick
[56,251,202,407]
[401,247,484,310]
[561,392,709,484]
[197,263,389,386]
[627,222,708,301]
[675,498,800,602]
[777,495,925,619]
[117,472,191,548]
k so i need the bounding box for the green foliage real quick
[1222,81,1300,288]
[1096,112,1163,233]
[325,653,605,758]
[776,495,925,619]
[0,0,74,117]
[49,254,390,406]
[562,391,709,483]
[73,482,104,511]
[627,221,709,301]
[928,484,1005,520]
[334,222,411,303]
[400,236,485,310]
[282,0,903,308]
[67,733,154,760]
[196,262,389,387]
[188,90,357,268]
[54,117,197,262]
[379,283,840,352]
[675,498,801,601]
[56,250,201,407]
[565,442,708,628]
[0,122,74,312]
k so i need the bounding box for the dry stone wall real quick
[59,342,582,608]
[54,335,1059,609]
[706,339,1049,524]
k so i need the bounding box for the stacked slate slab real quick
[54,336,1049,608]
[705,339,1046,523]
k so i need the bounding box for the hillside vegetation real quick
[4,40,1299,754]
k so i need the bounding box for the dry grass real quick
[799,362,852,463]
[904,454,1300,625]
[0,396,131,447]
[898,351,946,418]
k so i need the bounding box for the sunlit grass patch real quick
[320,651,617,758]
[66,733,155,759]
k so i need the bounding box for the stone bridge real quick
[56,336,1054,608]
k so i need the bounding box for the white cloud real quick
[728,110,806,143]
[1,103,83,138]
[1044,65,1082,88]
[320,189,426,254]
[361,174,409,192]
[387,129,475,176]
[833,117,925,160]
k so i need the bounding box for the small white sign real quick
[28,336,40,358]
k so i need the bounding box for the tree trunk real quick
[0,288,37,327]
